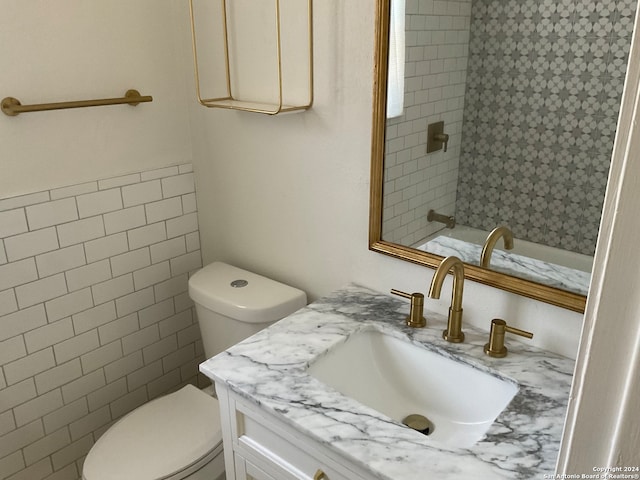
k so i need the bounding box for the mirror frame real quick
[368,0,586,313]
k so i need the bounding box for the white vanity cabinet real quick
[200,285,575,480]
[215,384,372,480]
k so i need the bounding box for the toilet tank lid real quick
[188,262,307,323]
[83,385,221,480]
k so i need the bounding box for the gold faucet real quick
[480,226,514,268]
[428,256,465,343]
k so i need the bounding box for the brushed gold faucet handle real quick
[390,289,426,328]
[484,319,533,358]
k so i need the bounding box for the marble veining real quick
[200,284,575,480]
[418,236,590,295]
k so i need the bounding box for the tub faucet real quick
[428,256,465,343]
[480,226,514,268]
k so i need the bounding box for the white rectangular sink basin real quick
[307,329,517,448]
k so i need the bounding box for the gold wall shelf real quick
[1,89,152,117]
[188,0,313,115]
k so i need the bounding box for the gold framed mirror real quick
[369,0,635,313]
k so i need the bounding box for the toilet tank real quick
[188,262,307,359]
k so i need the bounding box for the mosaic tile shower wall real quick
[455,0,636,255]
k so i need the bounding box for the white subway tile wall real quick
[0,164,206,480]
[382,0,471,247]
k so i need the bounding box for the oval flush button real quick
[230,279,248,288]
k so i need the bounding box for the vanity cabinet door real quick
[235,410,355,480]
[218,385,369,480]
[235,447,338,480]
[234,453,277,480]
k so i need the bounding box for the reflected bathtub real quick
[415,225,592,296]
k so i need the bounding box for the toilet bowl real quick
[82,385,225,480]
[82,262,306,480]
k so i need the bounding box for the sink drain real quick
[402,414,435,436]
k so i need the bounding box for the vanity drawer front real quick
[234,404,363,480]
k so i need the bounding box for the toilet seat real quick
[83,385,223,480]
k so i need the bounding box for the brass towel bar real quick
[1,89,153,117]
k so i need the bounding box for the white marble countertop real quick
[200,284,575,479]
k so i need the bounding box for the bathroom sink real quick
[307,329,517,447]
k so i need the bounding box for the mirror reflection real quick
[380,0,636,297]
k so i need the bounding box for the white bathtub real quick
[426,225,593,273]
[415,225,592,296]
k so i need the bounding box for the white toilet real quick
[82,262,307,480]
